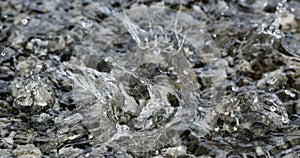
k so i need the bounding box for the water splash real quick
[67,6,225,155]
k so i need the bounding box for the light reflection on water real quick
[1,0,299,157]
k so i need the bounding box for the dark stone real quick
[0,80,11,100]
[96,60,112,73]
[0,66,15,81]
[167,93,180,107]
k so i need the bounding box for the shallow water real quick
[0,0,300,157]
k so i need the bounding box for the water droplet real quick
[205,40,212,46]
[282,117,289,124]
[177,145,186,154]
[198,106,204,111]
[255,146,264,156]
[235,118,240,125]
[253,97,258,104]
[164,44,175,54]
[284,89,290,94]
[153,47,161,55]
[81,20,93,28]
[270,106,276,112]
[232,86,239,92]
[285,90,296,97]
[214,127,220,132]
[183,69,188,75]
[21,18,28,25]
[290,8,295,12]
[36,64,43,69]
[1,52,5,56]
[267,77,277,84]
[25,82,38,92]
[230,112,235,117]
[169,66,174,71]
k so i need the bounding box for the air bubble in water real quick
[183,69,188,75]
[285,90,296,97]
[282,117,289,124]
[270,106,276,112]
[25,81,38,92]
[104,57,109,62]
[153,47,161,55]
[81,20,93,28]
[267,77,277,85]
[21,18,28,25]
[253,97,258,104]
[177,145,186,154]
[255,146,264,156]
[116,124,130,134]
[232,86,239,92]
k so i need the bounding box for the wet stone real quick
[0,149,14,157]
[0,23,11,42]
[58,146,84,158]
[137,63,161,78]
[12,144,42,157]
[24,0,55,13]
[0,0,299,157]
[96,59,113,73]
[0,80,11,100]
[0,47,17,64]
[0,66,15,81]
[33,86,52,107]
[25,38,49,57]
[0,100,12,116]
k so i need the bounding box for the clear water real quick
[1,0,299,157]
[64,2,299,157]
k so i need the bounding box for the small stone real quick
[13,144,42,157]
[296,103,300,114]
[63,113,83,125]
[0,66,15,81]
[0,81,11,99]
[59,146,84,157]
[36,113,52,122]
[17,58,36,77]
[0,100,12,116]
[33,86,52,107]
[16,95,33,107]
[0,149,14,157]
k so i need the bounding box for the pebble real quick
[0,100,12,116]
[0,66,15,81]
[12,144,42,158]
[58,146,84,157]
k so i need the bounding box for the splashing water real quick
[62,1,300,156]
[67,6,227,155]
[2,0,299,157]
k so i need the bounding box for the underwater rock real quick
[0,0,299,157]
[58,146,84,157]
[12,144,42,158]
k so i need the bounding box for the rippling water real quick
[1,0,300,157]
